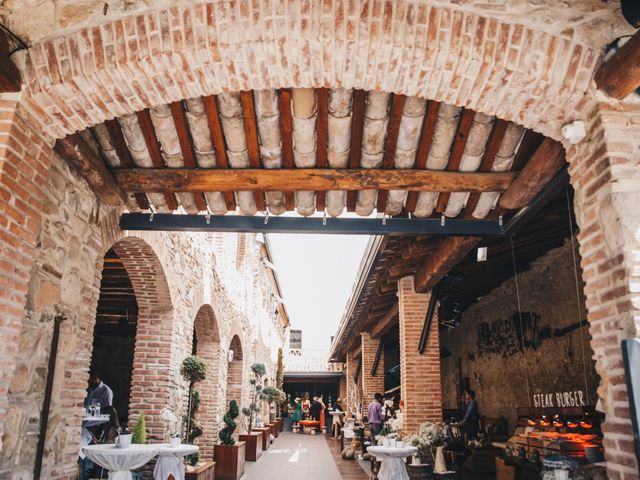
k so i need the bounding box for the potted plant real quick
[262,386,285,434]
[181,356,207,466]
[240,363,266,461]
[407,421,446,480]
[215,400,245,480]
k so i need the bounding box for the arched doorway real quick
[89,248,138,425]
[192,305,221,460]
[226,335,244,410]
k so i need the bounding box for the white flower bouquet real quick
[408,421,446,463]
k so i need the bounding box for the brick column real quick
[344,350,359,415]
[566,102,640,480]
[361,333,385,406]
[339,373,347,405]
[398,276,442,436]
[0,97,52,452]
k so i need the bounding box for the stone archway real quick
[192,304,221,460]
[225,335,244,411]
[109,236,174,439]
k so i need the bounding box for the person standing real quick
[458,389,480,440]
[367,393,384,446]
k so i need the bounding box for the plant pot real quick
[276,417,283,432]
[271,422,280,438]
[407,463,435,480]
[186,461,215,480]
[214,442,246,480]
[252,427,271,450]
[239,432,263,461]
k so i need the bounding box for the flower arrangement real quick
[408,421,446,463]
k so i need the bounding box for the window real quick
[289,329,302,350]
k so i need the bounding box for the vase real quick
[433,446,447,474]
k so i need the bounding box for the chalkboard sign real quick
[622,338,640,465]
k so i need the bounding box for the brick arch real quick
[192,304,220,460]
[18,1,601,141]
[225,334,244,411]
[107,236,174,439]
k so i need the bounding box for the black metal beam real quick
[371,339,384,377]
[418,287,440,354]
[120,213,503,236]
[354,357,362,384]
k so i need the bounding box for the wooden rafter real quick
[113,168,517,193]
[240,91,266,212]
[435,108,476,213]
[499,138,565,210]
[414,236,482,293]
[347,90,367,211]
[55,134,127,206]
[202,95,236,211]
[136,109,179,210]
[595,30,640,99]
[406,101,441,213]
[277,89,295,210]
[104,119,149,209]
[316,88,329,211]
[376,93,406,212]
[371,303,399,339]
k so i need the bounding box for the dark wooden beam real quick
[595,30,640,99]
[316,88,329,211]
[202,95,236,211]
[406,101,441,213]
[463,119,509,217]
[240,91,266,212]
[114,168,516,193]
[54,134,127,206]
[136,109,179,210]
[371,339,384,376]
[0,30,21,92]
[347,90,367,211]
[277,89,295,210]
[170,101,207,211]
[435,108,476,213]
[499,138,565,210]
[371,303,399,339]
[377,94,406,212]
[104,119,149,209]
[414,236,481,293]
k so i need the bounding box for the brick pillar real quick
[0,97,52,452]
[398,276,442,436]
[566,102,640,480]
[344,350,360,415]
[339,372,347,405]
[361,333,385,406]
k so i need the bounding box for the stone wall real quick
[0,152,286,479]
[440,240,599,431]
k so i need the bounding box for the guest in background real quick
[367,393,384,446]
[291,397,302,427]
[310,396,321,421]
[458,389,480,440]
[85,370,113,409]
[302,392,311,419]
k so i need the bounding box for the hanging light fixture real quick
[552,414,564,428]
[539,415,551,428]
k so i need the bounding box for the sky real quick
[267,233,371,353]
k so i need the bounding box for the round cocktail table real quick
[367,445,418,480]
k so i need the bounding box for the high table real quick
[83,443,199,480]
[329,411,345,437]
[79,414,111,459]
[367,445,417,480]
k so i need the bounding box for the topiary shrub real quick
[131,413,146,444]
[219,400,239,446]
[181,356,206,446]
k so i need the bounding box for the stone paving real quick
[243,432,366,480]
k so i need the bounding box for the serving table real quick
[82,443,199,480]
[367,445,417,480]
[79,414,110,458]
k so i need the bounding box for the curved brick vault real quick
[15,1,604,142]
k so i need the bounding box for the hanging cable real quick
[566,189,591,406]
[510,236,532,404]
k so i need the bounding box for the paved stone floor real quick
[243,432,368,480]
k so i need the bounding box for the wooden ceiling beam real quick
[202,95,236,211]
[595,30,640,99]
[406,101,441,213]
[277,89,296,211]
[435,108,476,213]
[414,236,482,293]
[499,138,565,210]
[136,109,179,210]
[316,88,329,211]
[54,134,127,207]
[170,101,208,211]
[240,91,266,212]
[114,168,516,193]
[371,303,400,339]
[347,89,367,211]
[377,94,406,212]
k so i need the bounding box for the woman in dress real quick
[291,398,302,428]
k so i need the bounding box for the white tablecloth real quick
[79,415,110,459]
[368,446,418,480]
[154,444,198,480]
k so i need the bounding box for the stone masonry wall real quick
[440,240,599,431]
[0,151,286,479]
